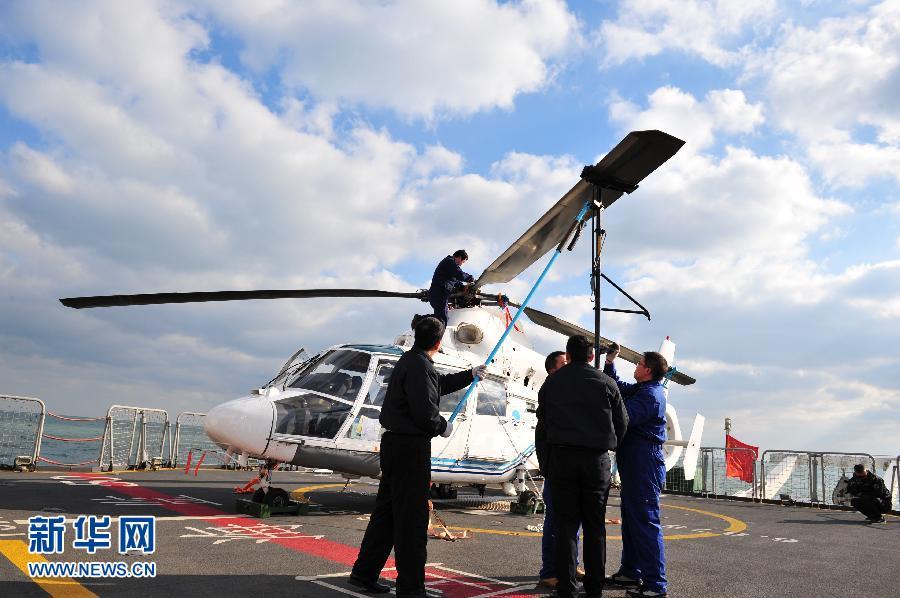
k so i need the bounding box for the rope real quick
[38,456,97,467]
[41,433,103,442]
[46,412,103,422]
[498,294,521,332]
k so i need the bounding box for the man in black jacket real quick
[538,335,628,598]
[427,250,474,325]
[847,464,892,524]
[351,316,487,597]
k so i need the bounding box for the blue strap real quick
[448,199,592,423]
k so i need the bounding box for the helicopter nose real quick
[204,397,275,455]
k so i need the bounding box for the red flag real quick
[725,434,758,483]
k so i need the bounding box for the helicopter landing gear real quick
[510,489,544,515]
[430,483,457,500]
[239,460,291,504]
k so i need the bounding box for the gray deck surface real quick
[0,469,896,597]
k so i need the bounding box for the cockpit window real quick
[288,350,371,402]
[364,360,396,406]
[274,392,352,438]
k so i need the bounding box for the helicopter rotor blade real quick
[60,288,427,309]
[520,305,696,386]
[473,130,684,290]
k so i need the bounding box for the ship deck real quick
[0,469,896,597]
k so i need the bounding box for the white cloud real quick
[610,86,764,153]
[413,145,464,178]
[196,0,581,119]
[596,0,778,67]
[746,0,900,186]
[607,88,847,305]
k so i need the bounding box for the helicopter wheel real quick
[264,488,291,508]
[518,490,538,511]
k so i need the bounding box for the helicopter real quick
[60,130,705,503]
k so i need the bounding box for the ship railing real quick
[37,411,106,469]
[892,456,900,511]
[760,450,876,505]
[98,405,170,471]
[0,394,45,471]
[697,447,757,499]
[663,446,758,500]
[172,411,237,469]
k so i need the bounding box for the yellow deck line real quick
[292,484,750,540]
[0,539,98,597]
[290,483,368,498]
[445,502,747,541]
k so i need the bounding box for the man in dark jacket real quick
[351,316,487,597]
[538,335,628,598]
[427,250,474,325]
[604,348,670,598]
[847,464,892,524]
[534,350,573,589]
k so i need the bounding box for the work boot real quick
[537,577,558,589]
[605,572,642,588]
[348,574,391,593]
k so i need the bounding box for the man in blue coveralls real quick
[603,346,670,598]
[427,250,474,325]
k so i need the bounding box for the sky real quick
[1,0,899,455]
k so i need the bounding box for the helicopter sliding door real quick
[430,367,474,464]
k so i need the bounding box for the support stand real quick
[591,190,606,368]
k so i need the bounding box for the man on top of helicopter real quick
[428,249,474,325]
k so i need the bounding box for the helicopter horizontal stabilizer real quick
[681,414,705,481]
[60,288,426,309]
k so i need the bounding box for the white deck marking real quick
[311,580,371,598]
[428,565,516,586]
[468,585,536,598]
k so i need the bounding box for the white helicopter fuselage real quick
[204,305,694,490]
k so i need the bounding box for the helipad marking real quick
[0,539,98,597]
[442,503,747,540]
[296,485,748,540]
[70,473,382,568]
[299,565,529,598]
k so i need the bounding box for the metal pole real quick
[448,199,593,424]
[593,202,603,368]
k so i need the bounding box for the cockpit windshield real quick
[287,349,372,402]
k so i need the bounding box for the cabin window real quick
[288,350,371,402]
[364,360,396,406]
[274,392,352,438]
[475,379,507,416]
[346,406,383,441]
[435,365,469,413]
